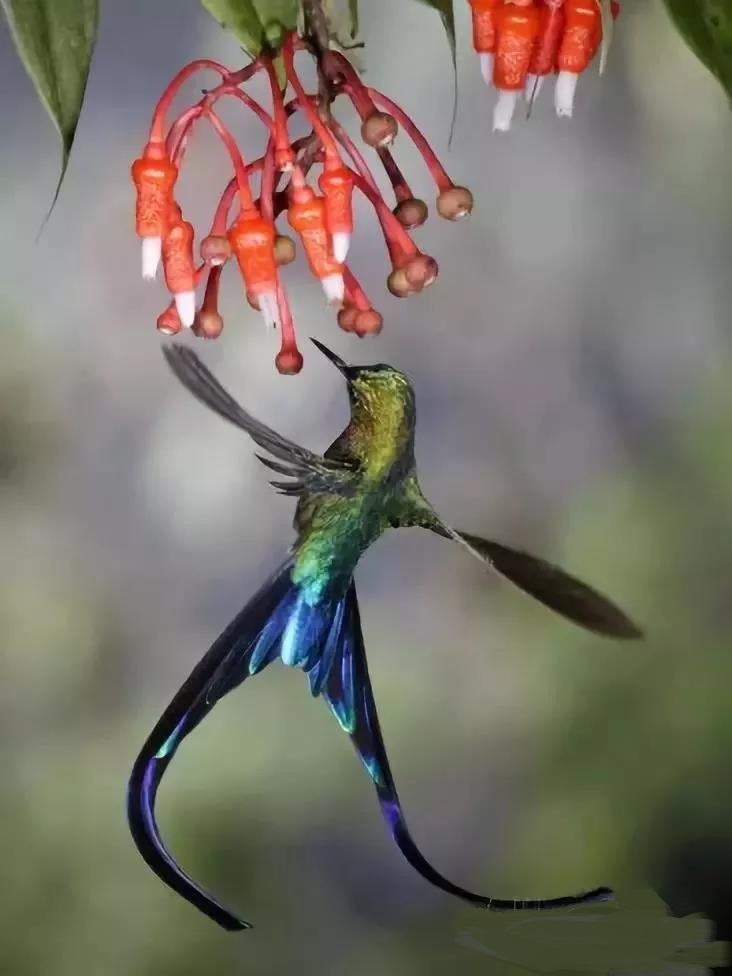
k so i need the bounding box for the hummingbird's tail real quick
[128,560,614,934]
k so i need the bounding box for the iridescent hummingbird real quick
[127,341,641,931]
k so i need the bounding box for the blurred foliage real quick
[0,0,98,203]
[662,0,732,101]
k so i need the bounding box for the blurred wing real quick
[450,528,642,640]
[320,584,614,910]
[162,344,356,495]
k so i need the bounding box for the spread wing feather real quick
[163,345,356,496]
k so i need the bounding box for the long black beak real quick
[310,338,350,376]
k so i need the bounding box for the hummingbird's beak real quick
[310,338,351,376]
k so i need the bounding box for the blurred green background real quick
[1,1,731,973]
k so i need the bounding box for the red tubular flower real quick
[287,180,344,304]
[492,0,541,131]
[228,210,280,327]
[131,39,475,369]
[318,163,354,264]
[525,1,566,102]
[162,205,197,327]
[131,146,178,281]
[555,0,602,117]
[467,0,503,85]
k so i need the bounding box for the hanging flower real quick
[130,35,473,374]
[467,0,621,130]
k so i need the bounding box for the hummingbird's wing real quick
[445,527,642,639]
[320,582,613,911]
[162,345,356,495]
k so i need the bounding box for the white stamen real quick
[479,53,495,87]
[174,290,196,328]
[555,71,579,118]
[492,90,519,132]
[332,232,351,264]
[524,74,544,102]
[141,236,161,281]
[321,273,345,305]
[258,290,280,330]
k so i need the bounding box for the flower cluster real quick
[467,0,620,131]
[131,34,473,374]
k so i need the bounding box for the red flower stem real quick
[204,108,256,213]
[282,34,339,161]
[347,168,417,264]
[366,88,452,191]
[322,51,375,119]
[202,263,222,312]
[377,148,413,203]
[167,105,202,162]
[259,138,277,223]
[211,178,240,235]
[329,118,380,194]
[343,267,371,310]
[148,60,229,148]
[219,86,274,131]
[276,279,298,352]
[265,58,294,168]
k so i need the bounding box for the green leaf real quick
[597,0,614,76]
[347,0,358,39]
[200,0,300,55]
[662,0,732,101]
[413,0,456,68]
[1,0,98,202]
[412,0,457,144]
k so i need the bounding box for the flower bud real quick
[387,268,414,298]
[353,309,384,336]
[276,347,304,375]
[393,197,428,229]
[337,305,358,332]
[157,305,182,335]
[274,234,296,266]
[404,254,438,290]
[436,186,474,220]
[360,111,398,148]
[200,234,231,266]
[193,309,224,339]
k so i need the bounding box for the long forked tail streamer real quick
[126,558,295,932]
[323,583,615,911]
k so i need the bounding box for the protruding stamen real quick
[174,290,196,328]
[258,290,281,329]
[524,74,544,101]
[142,236,162,280]
[332,232,350,264]
[321,273,345,305]
[479,53,495,86]
[493,90,519,132]
[555,70,578,117]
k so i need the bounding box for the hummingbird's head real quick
[310,338,415,412]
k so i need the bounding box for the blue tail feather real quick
[321,585,613,913]
[129,563,609,933]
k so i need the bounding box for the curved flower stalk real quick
[130,33,473,374]
[467,0,621,131]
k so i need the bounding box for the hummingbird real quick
[127,341,641,932]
